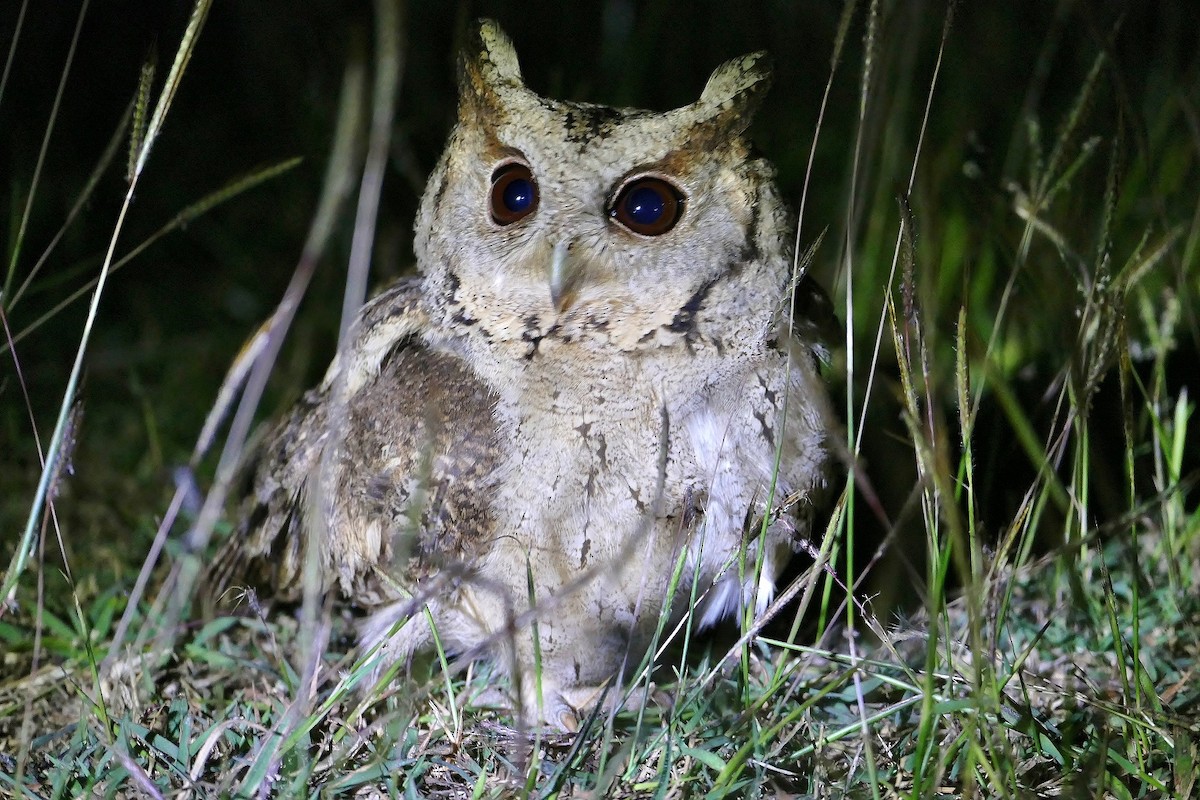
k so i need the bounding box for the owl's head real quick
[416,19,793,357]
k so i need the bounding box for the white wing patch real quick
[685,404,781,629]
[695,546,779,629]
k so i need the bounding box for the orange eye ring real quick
[611,177,683,236]
[490,163,538,225]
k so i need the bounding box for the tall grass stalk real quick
[4,0,212,607]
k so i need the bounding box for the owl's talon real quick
[558,709,580,733]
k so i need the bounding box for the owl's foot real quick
[504,676,623,732]
[548,683,612,732]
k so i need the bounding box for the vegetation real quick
[2,1,1196,797]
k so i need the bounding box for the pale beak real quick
[548,241,584,312]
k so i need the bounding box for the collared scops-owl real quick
[209,18,833,731]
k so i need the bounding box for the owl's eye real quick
[611,177,683,236]
[490,163,538,225]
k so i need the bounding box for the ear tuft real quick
[696,51,773,134]
[459,19,525,101]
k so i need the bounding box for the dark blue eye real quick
[625,186,666,225]
[490,163,538,224]
[612,177,683,235]
[504,179,534,212]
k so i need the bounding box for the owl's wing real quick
[204,277,435,606]
[751,272,838,555]
[789,272,839,364]
[326,334,502,601]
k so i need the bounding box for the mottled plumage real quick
[210,19,832,730]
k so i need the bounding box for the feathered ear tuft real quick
[693,51,773,137]
[457,19,526,123]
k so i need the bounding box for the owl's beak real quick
[548,241,584,312]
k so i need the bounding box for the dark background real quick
[2,1,1197,608]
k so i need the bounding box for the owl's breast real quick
[480,357,715,592]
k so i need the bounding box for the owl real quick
[208,18,832,731]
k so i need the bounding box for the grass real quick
[2,1,1198,797]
